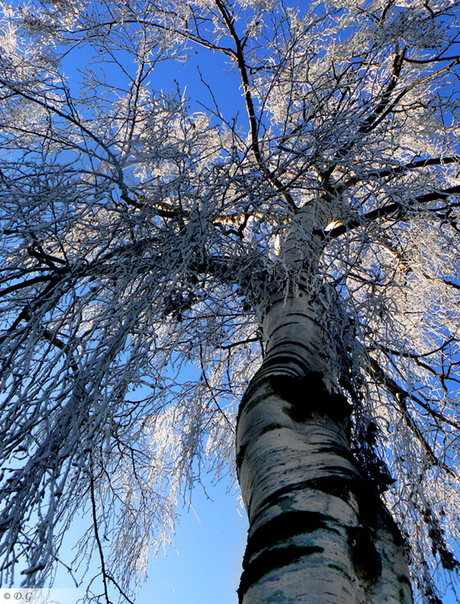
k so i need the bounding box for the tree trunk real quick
[236,287,412,604]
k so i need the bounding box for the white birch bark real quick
[236,302,412,602]
[281,199,335,271]
[237,408,412,603]
[237,202,412,602]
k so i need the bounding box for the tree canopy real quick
[1,0,460,602]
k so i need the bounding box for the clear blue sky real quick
[136,481,248,604]
[51,477,248,604]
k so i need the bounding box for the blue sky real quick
[51,477,248,604]
[136,482,247,604]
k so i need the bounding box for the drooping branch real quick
[367,357,457,478]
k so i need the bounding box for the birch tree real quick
[1,0,460,602]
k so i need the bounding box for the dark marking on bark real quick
[250,472,361,527]
[260,423,283,434]
[328,562,353,581]
[347,525,382,584]
[239,388,271,415]
[354,488,408,552]
[398,575,413,604]
[268,318,310,336]
[240,357,305,401]
[235,442,248,471]
[269,371,352,424]
[316,444,356,464]
[379,506,407,548]
[248,472,407,570]
[243,511,329,568]
[237,545,324,603]
[237,370,352,435]
[238,355,313,415]
[298,473,385,535]
[302,475,357,504]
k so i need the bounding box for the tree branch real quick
[341,156,460,189]
[213,0,297,211]
[324,185,460,238]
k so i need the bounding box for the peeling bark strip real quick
[237,293,412,604]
